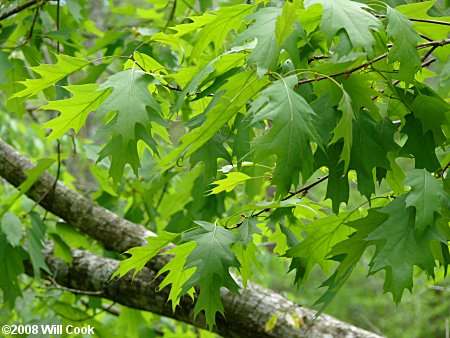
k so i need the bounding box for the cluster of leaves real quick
[0,0,449,331]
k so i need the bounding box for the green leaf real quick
[190,131,232,181]
[167,13,215,38]
[349,113,399,200]
[251,75,321,197]
[48,233,73,264]
[386,153,406,194]
[0,57,28,116]
[27,212,50,282]
[234,241,260,288]
[321,148,349,214]
[237,218,261,248]
[117,308,146,338]
[234,7,281,75]
[111,232,178,280]
[265,312,279,333]
[156,242,196,312]
[199,0,212,11]
[171,54,219,114]
[0,233,27,307]
[232,113,254,167]
[124,52,165,74]
[96,69,164,184]
[401,113,441,172]
[11,54,91,99]
[1,212,23,247]
[181,221,240,329]
[396,1,450,42]
[411,89,450,146]
[275,1,301,49]
[157,166,202,220]
[312,97,349,213]
[386,5,421,83]
[285,212,355,284]
[366,196,442,302]
[41,84,110,141]
[339,74,380,117]
[404,169,447,233]
[54,222,91,249]
[305,0,381,53]
[329,89,354,172]
[191,4,254,59]
[315,209,387,311]
[209,172,253,195]
[159,71,269,169]
[0,158,55,217]
[66,0,87,22]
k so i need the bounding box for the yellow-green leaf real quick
[41,84,110,141]
[11,54,91,99]
[265,313,279,332]
[209,172,253,194]
[111,232,178,280]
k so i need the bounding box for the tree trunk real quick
[0,139,383,338]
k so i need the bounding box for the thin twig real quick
[296,53,388,88]
[419,34,433,42]
[252,175,329,218]
[371,57,436,101]
[421,45,437,62]
[296,39,450,88]
[421,57,437,68]
[164,0,177,32]
[375,14,450,27]
[45,276,104,296]
[437,161,450,178]
[81,299,120,316]
[56,0,60,53]
[0,0,50,21]
[228,175,330,229]
[284,175,329,200]
[1,2,42,50]
[29,140,61,214]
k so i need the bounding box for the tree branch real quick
[34,245,381,338]
[0,138,382,337]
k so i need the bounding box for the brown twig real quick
[29,140,61,214]
[437,162,450,178]
[228,175,330,229]
[296,53,388,88]
[0,0,50,21]
[419,34,434,42]
[375,14,450,27]
[296,39,450,88]
[252,175,329,218]
[421,57,437,68]
[45,276,104,296]
[421,45,438,62]
[284,175,329,200]
[0,1,43,50]
[164,0,177,32]
[56,0,60,53]
[371,57,437,101]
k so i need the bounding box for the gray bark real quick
[0,139,383,338]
